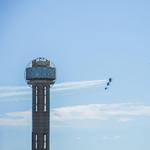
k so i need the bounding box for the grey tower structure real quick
[25,58,56,150]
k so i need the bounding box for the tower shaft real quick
[32,84,50,150]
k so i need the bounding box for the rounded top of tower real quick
[32,57,50,67]
[25,57,56,86]
[27,57,55,68]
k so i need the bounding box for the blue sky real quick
[1,0,150,150]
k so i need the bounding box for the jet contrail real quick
[0,80,106,100]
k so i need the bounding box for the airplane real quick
[105,78,112,90]
[109,78,112,83]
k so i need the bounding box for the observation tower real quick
[25,57,56,150]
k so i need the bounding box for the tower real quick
[25,57,56,150]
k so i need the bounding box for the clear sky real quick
[1,0,150,150]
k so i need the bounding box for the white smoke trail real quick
[53,80,106,91]
[0,80,106,100]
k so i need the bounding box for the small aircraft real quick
[109,78,112,83]
[105,78,112,90]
